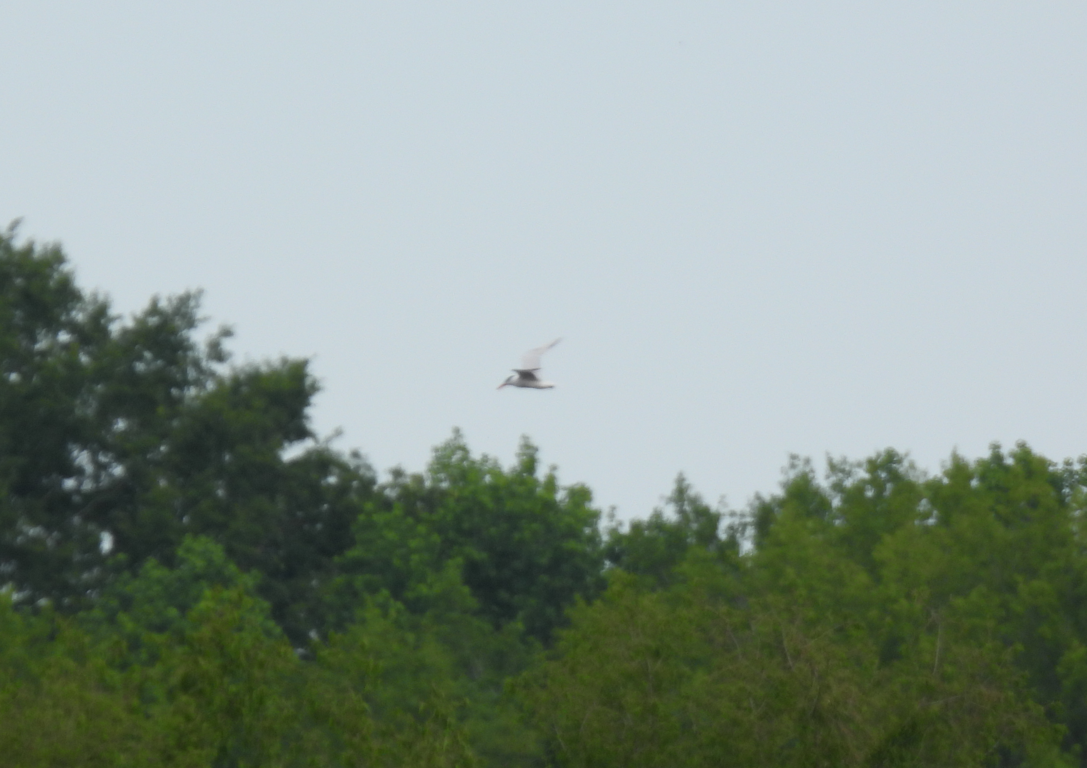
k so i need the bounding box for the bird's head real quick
[497,375,515,389]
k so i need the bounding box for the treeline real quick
[2,226,1086,766]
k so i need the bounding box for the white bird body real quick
[498,339,560,390]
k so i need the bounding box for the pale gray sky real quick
[3,3,1086,520]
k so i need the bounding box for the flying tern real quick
[497,339,561,390]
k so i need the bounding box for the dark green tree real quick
[1,224,117,607]
[0,226,375,644]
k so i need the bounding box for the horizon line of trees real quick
[3,224,1087,766]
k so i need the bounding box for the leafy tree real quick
[83,535,276,666]
[604,473,739,588]
[151,586,298,767]
[825,448,925,573]
[328,432,601,764]
[0,224,119,608]
[315,597,484,768]
[0,226,376,644]
[0,594,162,767]
[748,454,833,549]
[873,444,1087,763]
[17,222,1087,766]
[335,431,604,644]
[521,528,1061,767]
[522,445,1087,766]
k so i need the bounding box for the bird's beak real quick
[497,381,508,389]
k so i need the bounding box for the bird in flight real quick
[497,339,561,390]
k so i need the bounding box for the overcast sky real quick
[3,3,1086,521]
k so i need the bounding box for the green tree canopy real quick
[13,224,1087,765]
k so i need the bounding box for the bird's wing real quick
[520,338,561,371]
[513,369,540,381]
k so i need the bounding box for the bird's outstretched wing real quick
[520,338,561,371]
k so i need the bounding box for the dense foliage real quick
[4,225,1087,765]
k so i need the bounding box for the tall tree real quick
[0,227,375,643]
[1,224,120,607]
